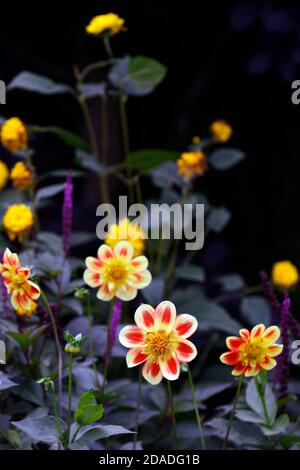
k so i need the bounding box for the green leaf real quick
[125,149,179,172]
[128,56,167,95]
[29,125,89,151]
[175,264,205,282]
[7,332,30,350]
[70,424,132,448]
[207,417,267,447]
[35,183,66,202]
[235,409,264,424]
[171,289,242,334]
[70,232,96,247]
[209,148,246,170]
[74,390,104,426]
[12,416,64,444]
[280,435,300,448]
[241,296,272,326]
[245,379,277,425]
[217,274,245,291]
[0,372,18,391]
[29,325,48,344]
[109,56,167,96]
[141,277,165,305]
[206,207,231,233]
[261,414,289,436]
[37,232,63,255]
[6,430,20,448]
[8,71,74,96]
[75,150,108,175]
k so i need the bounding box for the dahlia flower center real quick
[105,260,128,283]
[145,330,170,357]
[240,339,265,364]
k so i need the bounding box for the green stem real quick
[133,367,142,450]
[223,375,243,449]
[40,288,63,416]
[66,354,73,444]
[103,36,114,61]
[164,185,189,295]
[167,380,177,440]
[255,376,271,427]
[86,295,99,387]
[100,300,115,400]
[71,425,81,444]
[51,387,65,449]
[187,365,206,450]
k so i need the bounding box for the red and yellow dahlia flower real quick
[220,323,283,377]
[119,301,198,384]
[0,248,40,313]
[83,241,151,301]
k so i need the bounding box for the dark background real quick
[1,0,300,285]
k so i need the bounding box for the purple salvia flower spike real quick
[62,172,73,258]
[108,299,122,360]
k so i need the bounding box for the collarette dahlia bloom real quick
[3,204,34,242]
[271,260,299,290]
[86,13,126,37]
[220,324,283,377]
[119,301,198,384]
[177,151,207,181]
[83,241,151,301]
[11,161,33,190]
[0,117,28,154]
[0,248,40,313]
[105,218,145,257]
[210,120,233,142]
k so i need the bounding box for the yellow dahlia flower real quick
[11,161,33,190]
[0,160,9,190]
[220,324,283,377]
[177,151,207,181]
[83,241,151,301]
[0,248,40,314]
[16,299,38,317]
[271,260,299,289]
[0,117,28,154]
[210,120,233,143]
[3,204,34,242]
[86,13,126,37]
[105,218,145,257]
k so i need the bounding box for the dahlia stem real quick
[255,375,271,427]
[187,364,206,450]
[39,288,63,416]
[86,293,99,387]
[133,367,142,450]
[223,375,243,449]
[51,385,65,449]
[103,36,114,61]
[167,380,177,441]
[100,299,115,400]
[66,353,73,444]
